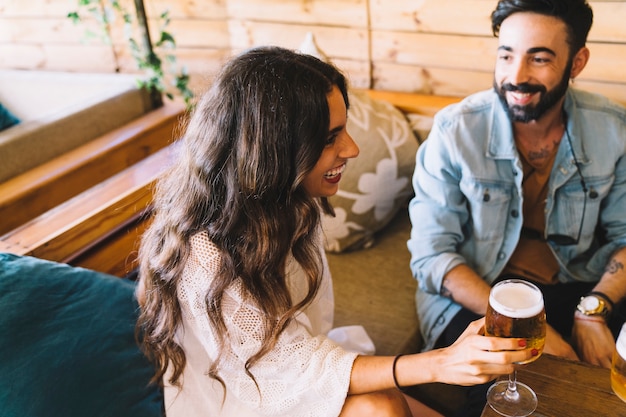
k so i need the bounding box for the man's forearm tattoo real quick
[605,258,624,275]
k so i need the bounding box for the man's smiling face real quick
[493,12,574,123]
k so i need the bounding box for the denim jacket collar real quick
[486,96,518,160]
[563,90,591,165]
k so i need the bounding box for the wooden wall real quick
[1,0,625,102]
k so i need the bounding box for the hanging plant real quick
[68,0,194,109]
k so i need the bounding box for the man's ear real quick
[570,47,590,79]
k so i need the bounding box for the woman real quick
[136,46,534,417]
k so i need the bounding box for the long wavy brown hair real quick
[136,46,349,390]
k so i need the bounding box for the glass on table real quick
[612,322,626,403]
[484,278,547,417]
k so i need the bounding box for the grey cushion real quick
[321,90,420,253]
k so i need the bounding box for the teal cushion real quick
[0,103,20,130]
[0,253,163,417]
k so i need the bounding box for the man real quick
[408,0,626,415]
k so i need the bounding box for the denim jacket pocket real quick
[548,174,613,242]
[461,180,514,242]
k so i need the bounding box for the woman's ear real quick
[570,47,590,79]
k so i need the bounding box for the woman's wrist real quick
[394,351,440,387]
[392,354,404,389]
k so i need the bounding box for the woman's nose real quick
[341,133,359,159]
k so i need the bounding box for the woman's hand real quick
[430,318,536,386]
[358,318,534,390]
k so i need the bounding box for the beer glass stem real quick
[505,370,520,401]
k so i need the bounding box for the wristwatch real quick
[576,294,611,319]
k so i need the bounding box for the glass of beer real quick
[611,323,626,402]
[485,279,546,417]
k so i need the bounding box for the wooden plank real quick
[483,354,622,417]
[369,0,626,42]
[369,0,493,35]
[584,42,626,83]
[111,46,232,96]
[0,101,185,234]
[0,44,117,71]
[226,0,368,27]
[363,89,461,116]
[372,61,493,97]
[574,79,626,106]
[157,18,231,48]
[168,47,231,73]
[0,146,173,266]
[157,48,231,96]
[100,15,230,51]
[228,20,369,61]
[69,217,152,277]
[0,17,102,43]
[588,2,626,42]
[372,31,497,72]
[333,58,372,89]
[146,0,228,19]
[0,0,76,17]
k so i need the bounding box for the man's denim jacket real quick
[408,88,626,351]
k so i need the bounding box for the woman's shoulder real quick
[180,232,221,292]
[189,231,221,268]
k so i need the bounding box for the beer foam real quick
[617,324,626,359]
[490,281,543,318]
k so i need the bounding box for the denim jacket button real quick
[511,209,519,218]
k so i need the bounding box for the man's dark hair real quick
[491,0,593,55]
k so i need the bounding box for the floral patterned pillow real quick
[322,90,420,252]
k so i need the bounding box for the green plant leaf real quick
[67,12,81,23]
[156,31,176,47]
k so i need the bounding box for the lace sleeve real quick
[177,233,358,417]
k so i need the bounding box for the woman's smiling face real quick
[302,86,359,198]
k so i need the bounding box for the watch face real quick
[581,296,600,310]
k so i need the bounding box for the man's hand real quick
[543,324,579,361]
[574,248,626,368]
[572,311,615,368]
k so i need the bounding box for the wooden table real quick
[481,354,625,417]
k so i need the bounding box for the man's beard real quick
[494,61,572,123]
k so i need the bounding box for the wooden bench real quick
[0,100,186,235]
[0,91,458,277]
[0,146,174,276]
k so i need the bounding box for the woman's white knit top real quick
[163,231,365,417]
